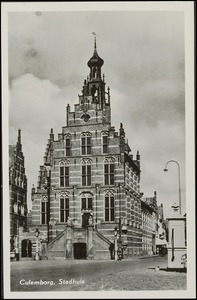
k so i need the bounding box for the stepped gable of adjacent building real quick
[9,129,28,251]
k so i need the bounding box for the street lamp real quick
[163,160,181,215]
[35,228,40,261]
[114,227,118,261]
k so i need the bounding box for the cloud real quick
[7,11,186,218]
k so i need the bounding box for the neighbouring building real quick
[141,191,158,254]
[23,38,144,260]
[156,203,168,253]
[9,129,28,252]
[141,199,154,255]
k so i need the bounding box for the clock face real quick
[81,114,90,122]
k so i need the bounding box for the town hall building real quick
[23,38,144,259]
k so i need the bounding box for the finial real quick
[18,128,21,143]
[92,32,98,51]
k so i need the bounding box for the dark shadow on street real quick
[147,267,187,273]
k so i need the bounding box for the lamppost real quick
[114,227,118,261]
[35,228,40,261]
[163,160,181,215]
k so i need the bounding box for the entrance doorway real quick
[82,212,91,228]
[21,239,32,257]
[74,243,86,259]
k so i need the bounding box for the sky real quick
[7,4,190,218]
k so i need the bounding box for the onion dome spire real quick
[87,35,104,68]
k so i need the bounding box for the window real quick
[60,166,69,187]
[60,198,69,222]
[81,137,91,155]
[18,203,21,215]
[14,191,17,202]
[82,197,92,210]
[103,136,108,153]
[104,163,114,185]
[82,165,91,186]
[65,138,71,156]
[41,202,48,224]
[105,196,114,221]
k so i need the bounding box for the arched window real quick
[80,192,93,228]
[102,131,109,154]
[81,132,91,155]
[104,190,115,221]
[64,133,71,157]
[59,192,70,223]
[41,196,48,225]
[104,157,115,185]
[81,158,92,186]
[59,160,70,187]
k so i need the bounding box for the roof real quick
[141,200,154,212]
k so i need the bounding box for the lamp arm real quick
[164,160,181,215]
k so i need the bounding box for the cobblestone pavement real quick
[10,256,186,292]
[74,262,187,291]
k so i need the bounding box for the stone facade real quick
[141,192,158,255]
[26,38,144,259]
[9,129,28,252]
[141,200,154,255]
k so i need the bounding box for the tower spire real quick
[94,36,97,52]
[92,32,98,53]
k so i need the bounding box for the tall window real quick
[105,196,114,221]
[41,202,48,224]
[60,166,69,187]
[103,136,108,153]
[81,137,91,155]
[65,138,71,156]
[60,198,69,222]
[14,191,17,202]
[82,165,91,186]
[82,197,92,210]
[104,163,114,185]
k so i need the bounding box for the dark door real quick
[82,213,91,228]
[74,243,86,259]
[28,240,32,257]
[21,239,27,257]
[21,239,32,257]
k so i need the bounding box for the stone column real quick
[87,225,94,259]
[65,225,73,259]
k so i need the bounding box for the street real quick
[10,256,186,291]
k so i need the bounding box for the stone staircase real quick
[44,227,114,260]
[47,229,66,259]
[94,228,112,245]
[48,229,66,249]
[93,228,114,259]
